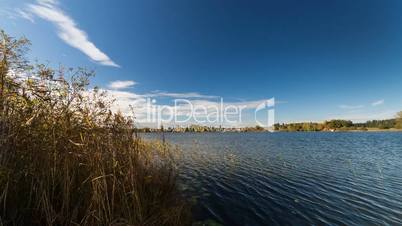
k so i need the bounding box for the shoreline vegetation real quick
[136,118,402,133]
[0,31,190,225]
[273,118,402,132]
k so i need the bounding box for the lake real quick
[143,132,402,225]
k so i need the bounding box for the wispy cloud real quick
[371,99,384,106]
[148,91,219,99]
[15,8,35,23]
[24,0,119,67]
[95,85,276,127]
[108,80,137,90]
[0,8,18,20]
[339,104,364,110]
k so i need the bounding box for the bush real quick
[0,31,190,225]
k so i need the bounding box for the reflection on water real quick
[143,132,402,226]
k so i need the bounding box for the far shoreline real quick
[138,128,402,133]
[275,129,402,133]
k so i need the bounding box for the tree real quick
[324,120,353,129]
[396,111,402,129]
[255,125,264,131]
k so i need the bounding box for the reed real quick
[0,30,190,226]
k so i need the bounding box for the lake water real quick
[143,132,402,225]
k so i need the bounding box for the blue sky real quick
[1,0,402,126]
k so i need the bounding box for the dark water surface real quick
[143,132,402,225]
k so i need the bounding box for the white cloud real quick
[371,99,384,107]
[0,8,18,20]
[15,8,35,23]
[339,104,364,110]
[96,86,276,128]
[38,0,58,5]
[108,80,137,89]
[147,91,218,99]
[25,0,119,67]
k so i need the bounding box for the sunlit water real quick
[143,132,402,225]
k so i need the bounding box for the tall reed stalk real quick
[0,30,190,226]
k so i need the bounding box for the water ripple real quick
[144,132,402,225]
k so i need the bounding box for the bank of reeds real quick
[0,30,190,225]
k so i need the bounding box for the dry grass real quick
[0,30,190,226]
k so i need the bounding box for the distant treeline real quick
[136,115,402,133]
[136,125,266,133]
[274,115,402,132]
